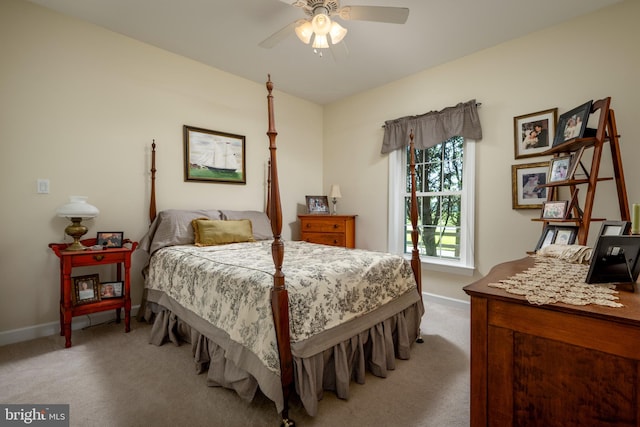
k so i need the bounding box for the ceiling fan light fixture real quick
[328,21,347,44]
[311,13,332,36]
[295,20,313,44]
[312,33,329,49]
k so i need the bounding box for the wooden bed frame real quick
[147,76,422,426]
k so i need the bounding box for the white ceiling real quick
[27,0,622,105]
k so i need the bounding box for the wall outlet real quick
[37,179,50,194]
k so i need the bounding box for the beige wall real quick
[0,0,323,333]
[1,0,639,336]
[323,0,640,300]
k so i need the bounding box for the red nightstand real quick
[49,238,138,348]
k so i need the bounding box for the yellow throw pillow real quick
[192,218,255,246]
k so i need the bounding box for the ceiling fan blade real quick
[279,0,307,7]
[329,41,349,62]
[338,6,409,24]
[259,20,301,48]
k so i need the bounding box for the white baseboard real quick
[0,305,140,347]
[423,292,470,310]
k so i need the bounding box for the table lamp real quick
[329,184,342,215]
[56,196,99,251]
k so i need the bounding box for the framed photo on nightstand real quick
[97,232,123,248]
[100,281,123,299]
[72,274,100,305]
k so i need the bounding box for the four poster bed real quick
[139,77,424,426]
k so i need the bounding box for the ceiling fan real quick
[259,0,409,55]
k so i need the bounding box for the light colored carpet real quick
[0,300,470,426]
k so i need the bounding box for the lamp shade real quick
[330,184,342,199]
[329,21,347,44]
[56,196,99,218]
[295,20,313,44]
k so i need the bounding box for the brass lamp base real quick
[64,217,88,251]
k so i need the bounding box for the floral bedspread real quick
[146,240,418,375]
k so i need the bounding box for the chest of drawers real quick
[298,214,356,248]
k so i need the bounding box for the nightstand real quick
[298,214,356,248]
[49,238,138,348]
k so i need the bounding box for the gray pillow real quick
[140,209,222,253]
[221,210,272,240]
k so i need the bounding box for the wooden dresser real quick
[463,257,640,427]
[298,214,356,248]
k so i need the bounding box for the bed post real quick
[150,140,157,223]
[409,131,424,343]
[265,76,295,427]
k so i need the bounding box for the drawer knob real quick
[333,224,338,229]
[93,255,105,261]
[306,223,311,228]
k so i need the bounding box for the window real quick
[388,136,475,275]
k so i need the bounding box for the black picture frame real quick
[97,232,123,248]
[305,195,330,214]
[597,221,631,237]
[100,281,123,299]
[586,235,640,285]
[184,125,246,184]
[552,100,593,147]
[535,224,579,251]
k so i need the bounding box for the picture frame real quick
[184,125,246,184]
[598,221,631,237]
[541,200,569,219]
[552,100,593,147]
[586,235,640,285]
[305,195,330,215]
[535,224,579,250]
[72,274,100,305]
[100,281,123,299]
[511,161,549,209]
[513,108,557,159]
[96,232,123,248]
[548,155,572,182]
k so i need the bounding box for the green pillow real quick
[192,218,255,246]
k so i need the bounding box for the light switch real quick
[37,179,50,194]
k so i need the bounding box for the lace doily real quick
[488,255,622,308]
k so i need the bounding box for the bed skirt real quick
[143,289,424,416]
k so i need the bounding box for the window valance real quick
[381,99,482,154]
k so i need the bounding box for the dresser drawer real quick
[301,219,346,233]
[301,232,346,247]
[68,251,126,267]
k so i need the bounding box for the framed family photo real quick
[513,108,557,159]
[535,224,579,251]
[72,274,100,305]
[97,231,123,248]
[305,195,330,214]
[511,161,549,209]
[552,100,593,147]
[184,125,246,184]
[541,200,569,219]
[100,281,123,299]
[548,156,572,182]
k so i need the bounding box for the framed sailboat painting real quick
[183,125,246,184]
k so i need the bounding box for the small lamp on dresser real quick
[56,196,99,251]
[329,184,342,215]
